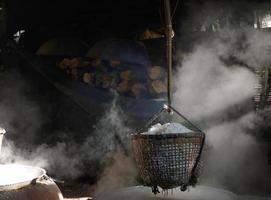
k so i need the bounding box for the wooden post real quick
[164,0,173,106]
[262,66,269,109]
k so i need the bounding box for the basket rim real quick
[131,131,204,139]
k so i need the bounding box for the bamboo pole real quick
[164,0,173,106]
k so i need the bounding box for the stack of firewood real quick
[57,57,166,99]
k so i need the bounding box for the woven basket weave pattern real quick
[132,133,204,189]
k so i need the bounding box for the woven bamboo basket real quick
[132,132,205,191]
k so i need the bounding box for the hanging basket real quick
[131,105,205,193]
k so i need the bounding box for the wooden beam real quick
[164,0,173,105]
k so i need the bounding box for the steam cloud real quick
[174,26,271,194]
[0,70,135,195]
[1,4,271,198]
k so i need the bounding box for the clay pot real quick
[0,164,63,200]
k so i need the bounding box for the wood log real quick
[131,83,147,98]
[95,74,113,89]
[69,57,81,69]
[58,58,71,69]
[83,72,94,84]
[117,80,130,93]
[120,70,132,81]
[140,28,164,40]
[149,80,167,95]
[110,60,121,67]
[59,57,86,70]
[148,66,165,80]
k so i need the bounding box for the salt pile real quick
[0,164,45,186]
[143,122,193,135]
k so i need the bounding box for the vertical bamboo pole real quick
[164,0,173,106]
[262,66,269,109]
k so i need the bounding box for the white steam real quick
[0,70,134,187]
[1,19,271,199]
[173,27,271,194]
[174,44,256,120]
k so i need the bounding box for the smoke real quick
[220,28,271,68]
[0,68,136,191]
[174,43,256,121]
[173,25,271,194]
[0,70,45,145]
[1,2,271,197]
[90,148,137,195]
[202,113,270,193]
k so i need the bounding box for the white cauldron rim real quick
[0,164,46,191]
[0,127,6,135]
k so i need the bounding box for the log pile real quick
[57,57,167,99]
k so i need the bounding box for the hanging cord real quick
[166,105,203,133]
[135,107,165,134]
[171,0,180,20]
[159,0,180,27]
[136,104,204,134]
